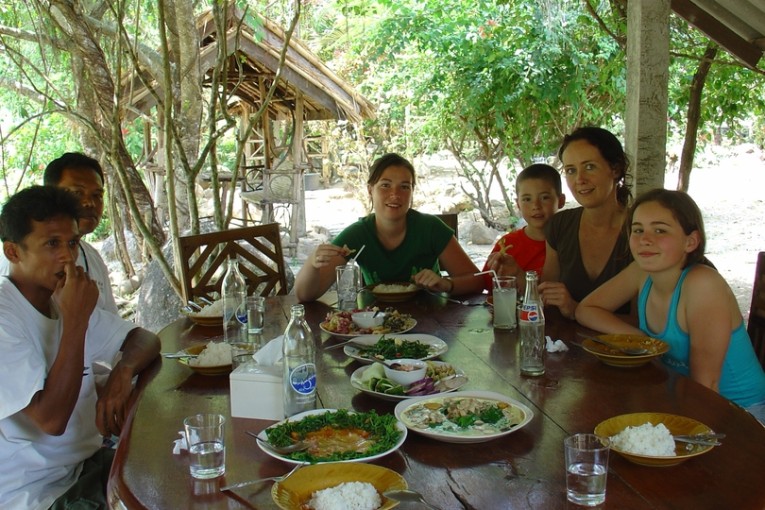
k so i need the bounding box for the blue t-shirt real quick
[332,210,453,285]
[639,266,765,407]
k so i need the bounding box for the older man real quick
[0,186,160,509]
[0,152,118,314]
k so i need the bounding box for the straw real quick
[351,245,366,263]
[474,270,500,290]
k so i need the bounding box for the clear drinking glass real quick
[246,295,265,336]
[336,263,360,311]
[564,433,610,506]
[492,276,517,330]
[183,414,226,479]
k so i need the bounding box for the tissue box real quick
[230,363,284,420]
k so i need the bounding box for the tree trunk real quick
[677,43,718,192]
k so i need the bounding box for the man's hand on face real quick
[53,259,99,324]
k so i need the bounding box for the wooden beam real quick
[671,0,762,68]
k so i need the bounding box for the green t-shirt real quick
[332,210,454,285]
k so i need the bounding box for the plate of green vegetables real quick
[343,334,448,364]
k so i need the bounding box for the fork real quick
[219,464,301,491]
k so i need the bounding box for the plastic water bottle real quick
[519,271,545,376]
[222,257,247,344]
[282,304,317,417]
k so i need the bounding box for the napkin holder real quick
[229,362,284,420]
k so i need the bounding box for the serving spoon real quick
[246,431,310,454]
[383,489,440,510]
[577,333,649,356]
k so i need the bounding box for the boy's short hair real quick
[43,152,104,186]
[516,164,562,196]
[0,186,80,243]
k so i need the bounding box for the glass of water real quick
[564,433,610,506]
[183,414,226,479]
[336,263,360,311]
[492,276,517,330]
[246,296,265,336]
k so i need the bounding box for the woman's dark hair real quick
[0,186,80,243]
[367,153,416,187]
[558,127,632,207]
[630,188,706,268]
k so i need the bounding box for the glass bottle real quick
[282,304,317,417]
[222,256,247,344]
[519,271,545,376]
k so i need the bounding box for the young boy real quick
[483,164,565,292]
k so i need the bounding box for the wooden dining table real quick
[107,291,765,509]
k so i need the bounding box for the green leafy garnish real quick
[359,335,430,360]
[479,405,505,424]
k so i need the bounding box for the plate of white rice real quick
[178,341,254,376]
[183,299,224,326]
[271,462,407,510]
[367,282,420,303]
[594,412,716,467]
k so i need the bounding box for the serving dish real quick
[176,342,254,376]
[257,409,407,465]
[394,390,533,444]
[367,282,421,303]
[320,309,416,338]
[594,412,716,467]
[581,334,669,367]
[271,462,407,510]
[350,361,468,401]
[344,334,448,364]
[182,310,224,327]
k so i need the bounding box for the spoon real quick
[187,300,203,311]
[577,333,650,356]
[673,432,725,446]
[246,431,310,454]
[323,338,365,351]
[220,464,301,492]
[162,352,197,359]
[383,489,440,510]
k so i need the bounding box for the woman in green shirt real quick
[294,153,484,302]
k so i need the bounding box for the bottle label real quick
[289,363,317,395]
[519,303,541,322]
[236,303,247,324]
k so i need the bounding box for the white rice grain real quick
[610,422,676,456]
[307,481,381,510]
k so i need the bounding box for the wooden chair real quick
[178,223,288,303]
[436,213,459,239]
[748,251,765,368]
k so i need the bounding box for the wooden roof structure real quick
[121,6,375,124]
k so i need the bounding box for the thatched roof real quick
[121,6,375,123]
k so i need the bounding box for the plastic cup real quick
[564,434,610,506]
[336,264,360,311]
[246,296,265,336]
[492,276,517,330]
[184,414,226,479]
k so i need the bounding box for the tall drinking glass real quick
[492,276,517,330]
[336,263,360,311]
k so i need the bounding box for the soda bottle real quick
[282,304,317,417]
[222,256,247,344]
[519,271,545,376]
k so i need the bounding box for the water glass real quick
[492,276,517,330]
[564,434,609,506]
[336,263,360,311]
[183,414,226,479]
[246,296,265,336]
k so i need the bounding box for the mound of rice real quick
[192,299,224,317]
[307,481,381,510]
[188,342,232,367]
[609,422,676,456]
[375,283,416,293]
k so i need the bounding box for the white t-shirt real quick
[0,240,119,315]
[0,278,136,510]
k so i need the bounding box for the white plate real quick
[257,409,407,465]
[344,334,448,364]
[319,318,416,339]
[394,390,533,444]
[350,361,468,401]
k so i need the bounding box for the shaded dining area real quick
[108,290,765,509]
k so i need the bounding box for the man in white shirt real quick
[0,186,160,509]
[0,152,118,314]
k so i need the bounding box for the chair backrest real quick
[436,213,459,239]
[748,251,765,368]
[178,223,288,302]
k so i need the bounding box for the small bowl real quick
[352,311,386,330]
[383,358,427,386]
